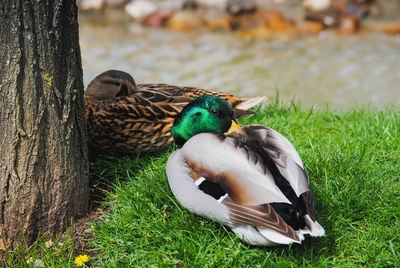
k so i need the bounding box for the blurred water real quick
[79,15,400,109]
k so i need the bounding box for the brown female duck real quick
[85,70,265,154]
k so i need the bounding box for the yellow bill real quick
[225,120,241,135]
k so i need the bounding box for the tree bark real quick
[0,0,89,248]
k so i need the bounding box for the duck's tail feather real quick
[303,214,325,237]
[257,228,303,245]
[235,96,267,110]
[256,214,324,245]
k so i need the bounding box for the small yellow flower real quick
[74,255,89,267]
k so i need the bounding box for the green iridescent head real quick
[172,95,237,147]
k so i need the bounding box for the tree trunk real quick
[0,0,89,248]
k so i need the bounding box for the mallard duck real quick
[85,70,265,154]
[166,95,325,246]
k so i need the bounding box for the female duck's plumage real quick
[166,97,324,246]
[85,70,265,153]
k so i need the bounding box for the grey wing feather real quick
[242,125,311,196]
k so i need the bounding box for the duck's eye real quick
[210,109,220,116]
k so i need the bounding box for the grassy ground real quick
[4,101,400,267]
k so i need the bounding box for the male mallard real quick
[166,95,325,246]
[85,70,265,154]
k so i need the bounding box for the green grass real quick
[3,230,76,267]
[4,101,400,267]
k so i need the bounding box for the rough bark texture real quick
[0,1,89,248]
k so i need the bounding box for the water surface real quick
[79,15,400,109]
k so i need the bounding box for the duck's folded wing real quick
[181,133,291,206]
[241,125,316,220]
[181,134,300,241]
[136,84,192,104]
[100,94,182,121]
[137,83,266,111]
[241,125,310,194]
[180,133,314,241]
[138,83,243,105]
[221,197,301,242]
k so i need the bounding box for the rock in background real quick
[77,0,400,37]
